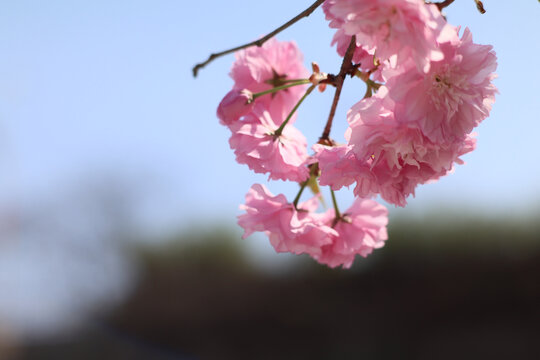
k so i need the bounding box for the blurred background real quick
[0,1,539,359]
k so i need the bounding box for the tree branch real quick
[319,36,356,144]
[192,0,326,77]
[474,0,486,14]
[428,0,455,11]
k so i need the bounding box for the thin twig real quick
[293,180,309,208]
[274,85,316,137]
[192,0,326,77]
[474,0,486,14]
[319,36,357,143]
[428,0,455,11]
[330,189,341,222]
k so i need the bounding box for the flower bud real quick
[216,89,254,126]
[309,62,328,92]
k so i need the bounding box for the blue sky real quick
[0,0,539,231]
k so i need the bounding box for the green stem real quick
[330,189,341,220]
[293,181,309,209]
[356,70,381,99]
[363,83,373,99]
[252,79,311,100]
[274,84,316,137]
[281,78,309,83]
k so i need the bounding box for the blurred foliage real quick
[386,212,540,259]
[11,213,540,360]
[136,225,251,272]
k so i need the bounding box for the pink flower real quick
[323,1,379,73]
[314,198,388,268]
[313,144,366,191]
[347,90,476,206]
[323,0,453,72]
[387,28,498,143]
[216,89,254,126]
[238,184,337,256]
[329,28,377,71]
[229,38,309,118]
[238,185,387,268]
[229,104,310,182]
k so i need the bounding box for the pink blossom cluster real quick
[237,184,388,269]
[215,0,497,268]
[217,38,311,182]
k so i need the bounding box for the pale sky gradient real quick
[0,0,539,229]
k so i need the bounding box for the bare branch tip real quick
[474,0,486,14]
[192,0,325,78]
[430,0,455,12]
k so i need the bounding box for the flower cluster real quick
[237,184,388,269]
[214,0,497,268]
[217,38,311,182]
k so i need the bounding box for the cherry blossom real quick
[314,198,388,268]
[313,144,365,191]
[228,105,310,182]
[238,184,337,256]
[198,0,499,268]
[323,0,455,72]
[347,89,477,206]
[217,89,254,127]
[228,38,309,118]
[387,28,498,143]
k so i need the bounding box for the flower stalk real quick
[192,0,326,77]
[252,79,311,102]
[330,189,341,226]
[274,84,316,137]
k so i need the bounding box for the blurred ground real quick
[3,215,539,360]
